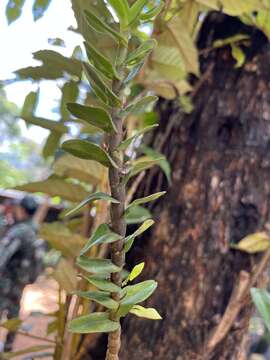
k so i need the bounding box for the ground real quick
[0,275,58,359]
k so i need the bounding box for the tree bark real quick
[119,16,270,360]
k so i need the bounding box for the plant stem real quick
[106,77,126,359]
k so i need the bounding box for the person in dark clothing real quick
[0,196,46,352]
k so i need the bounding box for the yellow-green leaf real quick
[125,219,154,252]
[129,305,162,320]
[15,177,89,202]
[1,318,22,331]
[53,154,103,185]
[231,44,245,68]
[166,15,199,75]
[231,232,270,253]
[123,262,145,285]
[52,258,77,292]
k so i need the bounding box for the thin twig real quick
[205,270,251,354]
[125,171,146,205]
[14,331,56,344]
[204,248,270,356]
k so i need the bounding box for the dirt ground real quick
[0,275,58,359]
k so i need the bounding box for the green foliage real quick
[6,0,52,24]
[116,280,158,318]
[6,0,26,24]
[68,313,119,334]
[80,224,122,255]
[67,103,117,133]
[129,305,162,320]
[56,2,163,353]
[32,0,52,21]
[251,288,270,333]
[66,193,119,217]
[76,257,121,274]
[62,139,118,167]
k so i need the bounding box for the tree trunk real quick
[119,16,270,360]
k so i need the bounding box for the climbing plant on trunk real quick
[61,1,165,359]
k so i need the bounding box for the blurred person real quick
[0,200,15,238]
[0,196,48,352]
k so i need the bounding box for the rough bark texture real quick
[118,16,270,360]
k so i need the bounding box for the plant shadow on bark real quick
[87,13,270,360]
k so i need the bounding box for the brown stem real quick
[105,76,127,360]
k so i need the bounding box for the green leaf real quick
[66,193,119,218]
[76,256,121,274]
[118,124,158,151]
[126,40,157,66]
[107,0,129,28]
[62,139,118,168]
[125,206,152,224]
[83,63,121,107]
[129,0,149,26]
[22,116,68,133]
[80,224,122,255]
[129,305,162,320]
[67,103,117,134]
[166,15,199,75]
[15,64,63,80]
[84,9,127,46]
[40,223,87,258]
[6,0,26,24]
[1,318,22,331]
[52,258,77,292]
[231,232,270,254]
[15,176,88,202]
[124,62,144,85]
[125,219,154,252]
[74,290,118,310]
[21,90,39,117]
[125,95,158,115]
[33,50,82,78]
[140,1,164,21]
[117,280,157,317]
[68,312,119,334]
[1,345,53,359]
[83,275,122,292]
[140,145,171,183]
[53,154,103,185]
[32,0,52,21]
[60,80,79,119]
[127,191,166,210]
[128,156,165,179]
[123,262,145,286]
[42,131,61,159]
[84,41,119,80]
[251,288,270,333]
